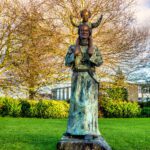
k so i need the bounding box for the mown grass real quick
[0,117,149,150]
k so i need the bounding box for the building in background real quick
[127,65,150,102]
[127,82,150,102]
[0,73,150,102]
[39,80,150,102]
[38,82,71,100]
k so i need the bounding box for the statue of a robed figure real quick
[57,9,111,150]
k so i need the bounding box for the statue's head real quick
[80,9,91,22]
[78,24,91,39]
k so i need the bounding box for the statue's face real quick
[82,11,90,22]
[79,25,90,39]
[81,9,91,22]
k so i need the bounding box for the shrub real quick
[46,100,69,118]
[106,87,128,101]
[0,97,21,117]
[35,100,49,118]
[20,100,37,117]
[35,100,69,118]
[28,100,37,117]
[11,100,21,117]
[0,101,2,114]
[141,107,150,117]
[138,101,150,108]
[0,97,69,118]
[20,100,31,117]
[1,98,12,116]
[100,98,141,118]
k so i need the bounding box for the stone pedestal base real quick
[57,136,112,150]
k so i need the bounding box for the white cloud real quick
[135,0,150,26]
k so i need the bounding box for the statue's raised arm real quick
[70,15,79,27]
[91,14,103,28]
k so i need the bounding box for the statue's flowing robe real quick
[65,45,103,136]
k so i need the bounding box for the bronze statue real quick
[57,10,111,150]
[65,23,103,139]
[70,9,103,64]
[70,9,103,30]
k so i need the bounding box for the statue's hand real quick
[88,37,93,56]
[89,36,93,46]
[70,15,73,20]
[88,47,93,56]
[99,14,103,20]
[75,38,80,56]
[75,48,80,56]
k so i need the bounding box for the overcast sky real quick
[136,0,150,26]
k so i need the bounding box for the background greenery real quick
[99,97,141,118]
[1,97,149,118]
[106,87,128,101]
[139,101,150,117]
[0,97,69,118]
[0,117,149,150]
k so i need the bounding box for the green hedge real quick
[106,87,128,101]
[0,97,143,118]
[0,97,69,118]
[100,98,141,118]
[0,97,21,117]
[138,101,150,108]
[141,107,150,117]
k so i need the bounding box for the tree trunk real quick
[29,89,36,100]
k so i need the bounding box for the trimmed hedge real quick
[141,107,150,117]
[0,98,21,117]
[100,98,141,118]
[138,101,150,108]
[0,97,143,118]
[0,97,69,118]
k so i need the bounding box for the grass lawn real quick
[0,117,149,150]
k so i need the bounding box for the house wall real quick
[127,84,139,101]
[138,85,150,101]
[51,87,71,100]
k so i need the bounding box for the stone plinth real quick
[57,136,112,150]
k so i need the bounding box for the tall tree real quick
[49,0,149,77]
[6,0,64,99]
[0,0,22,92]
[113,67,126,87]
[0,0,149,99]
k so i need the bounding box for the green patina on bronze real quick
[58,11,112,150]
[65,43,103,136]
